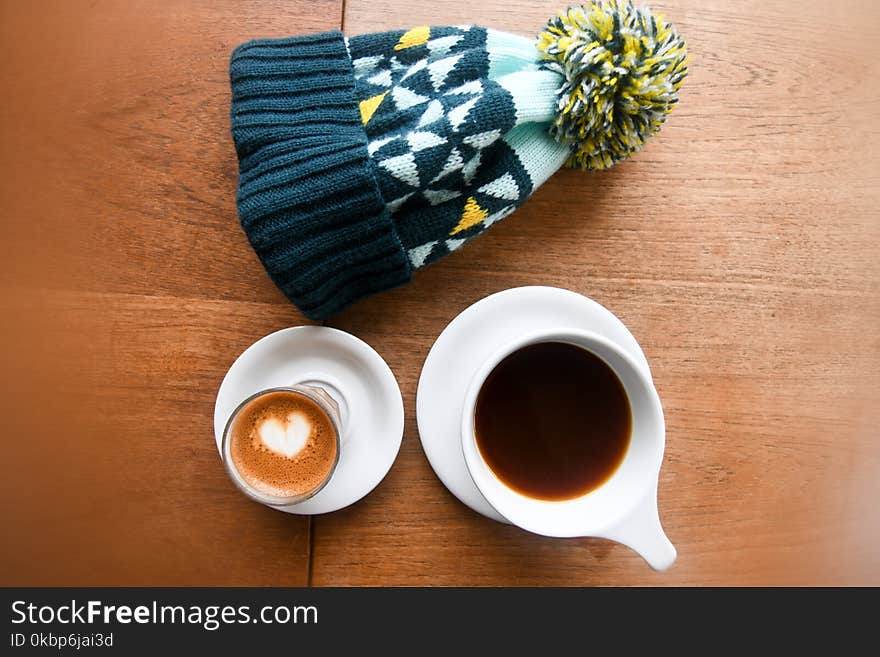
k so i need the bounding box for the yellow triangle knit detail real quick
[394,26,430,50]
[450,197,488,235]
[359,91,388,125]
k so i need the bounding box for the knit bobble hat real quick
[230,1,687,319]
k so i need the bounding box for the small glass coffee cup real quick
[221,383,343,508]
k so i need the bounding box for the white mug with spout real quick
[460,328,676,571]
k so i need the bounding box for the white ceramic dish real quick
[214,326,404,514]
[416,286,651,522]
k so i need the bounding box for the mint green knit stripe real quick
[485,28,569,191]
[485,28,540,78]
[496,69,561,125]
[502,123,570,191]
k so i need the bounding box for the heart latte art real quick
[257,412,312,458]
[228,390,338,498]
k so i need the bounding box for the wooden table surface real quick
[1,0,878,586]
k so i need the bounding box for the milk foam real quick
[257,411,312,459]
[229,390,337,499]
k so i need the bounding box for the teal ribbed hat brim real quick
[230,32,412,320]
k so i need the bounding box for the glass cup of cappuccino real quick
[221,384,342,507]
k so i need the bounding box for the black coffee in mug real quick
[474,342,632,501]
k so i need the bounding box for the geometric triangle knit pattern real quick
[347,26,535,270]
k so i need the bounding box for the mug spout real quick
[602,484,676,572]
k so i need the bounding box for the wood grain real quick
[0,0,344,585]
[309,0,880,585]
[1,0,877,587]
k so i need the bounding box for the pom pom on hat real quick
[537,1,688,170]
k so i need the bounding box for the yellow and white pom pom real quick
[537,1,688,171]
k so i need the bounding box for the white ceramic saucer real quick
[416,286,651,522]
[214,326,404,514]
